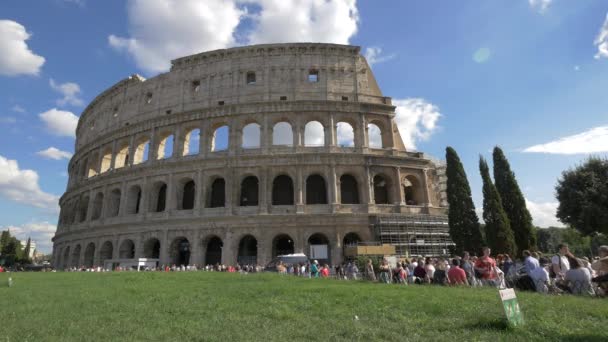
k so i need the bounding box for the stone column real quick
[166,173,175,212]
[328,113,336,147]
[148,127,158,161]
[395,167,405,205]
[127,135,136,166]
[259,167,269,214]
[160,229,169,266]
[329,165,339,213]
[200,121,208,158]
[388,118,396,150]
[109,139,118,170]
[422,168,431,206]
[262,116,270,153]
[364,165,373,204]
[296,166,304,213]
[173,125,183,157]
[221,230,236,265]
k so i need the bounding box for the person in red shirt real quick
[0,265,4,273]
[320,264,330,278]
[447,259,468,286]
[475,247,498,286]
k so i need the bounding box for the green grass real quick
[1,272,606,342]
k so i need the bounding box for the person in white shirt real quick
[565,258,595,296]
[551,244,572,279]
[530,258,551,293]
[523,250,539,274]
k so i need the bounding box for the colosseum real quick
[52,43,453,270]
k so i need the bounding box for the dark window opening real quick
[340,175,359,204]
[182,180,195,210]
[246,71,256,85]
[238,235,258,265]
[208,178,225,208]
[156,184,167,212]
[206,237,223,265]
[218,101,225,106]
[306,174,327,204]
[308,70,319,82]
[273,234,294,257]
[240,176,259,206]
[192,80,201,92]
[280,96,287,101]
[342,96,349,101]
[373,175,389,204]
[272,175,294,205]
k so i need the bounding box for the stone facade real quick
[51,43,448,269]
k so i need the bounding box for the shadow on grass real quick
[464,318,510,331]
[560,335,608,342]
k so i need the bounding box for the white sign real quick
[310,245,328,259]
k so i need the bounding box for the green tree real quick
[22,237,31,263]
[480,156,516,256]
[492,146,535,253]
[555,157,608,235]
[445,147,484,255]
[0,230,9,254]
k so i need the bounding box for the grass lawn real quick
[1,272,606,342]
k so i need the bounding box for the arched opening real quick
[78,195,89,222]
[242,123,261,148]
[373,175,389,204]
[272,175,294,205]
[336,122,355,147]
[71,244,81,268]
[183,128,200,156]
[308,233,330,265]
[306,174,327,204]
[114,143,129,168]
[133,138,150,164]
[272,122,293,146]
[91,192,104,220]
[343,232,361,259]
[179,179,195,210]
[99,241,113,264]
[84,243,95,267]
[100,148,112,173]
[157,133,174,159]
[87,152,98,178]
[208,178,225,208]
[170,237,190,266]
[205,236,223,266]
[126,185,142,214]
[368,123,383,148]
[119,239,135,259]
[62,246,70,269]
[150,182,167,212]
[404,176,424,205]
[211,125,229,151]
[107,189,121,217]
[272,234,294,257]
[237,235,257,265]
[340,174,359,204]
[240,176,259,206]
[143,238,161,259]
[305,121,325,146]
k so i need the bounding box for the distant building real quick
[20,240,36,259]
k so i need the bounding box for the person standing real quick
[365,259,376,281]
[311,260,320,278]
[379,259,391,284]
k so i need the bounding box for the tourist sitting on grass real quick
[424,257,435,282]
[447,258,468,286]
[433,258,448,285]
[565,258,595,296]
[523,250,539,275]
[475,247,499,287]
[591,245,608,295]
[413,258,427,284]
[530,257,551,294]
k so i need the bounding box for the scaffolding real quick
[373,214,454,258]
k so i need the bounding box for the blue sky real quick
[1,0,608,253]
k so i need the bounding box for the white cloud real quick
[108,0,244,74]
[242,123,261,148]
[247,0,359,45]
[0,20,45,76]
[525,198,564,228]
[305,121,325,146]
[364,46,395,66]
[36,147,73,160]
[39,108,79,137]
[0,155,59,212]
[11,105,25,113]
[594,13,608,60]
[2,222,57,254]
[336,122,354,147]
[49,79,84,107]
[393,98,442,150]
[529,0,552,13]
[272,122,293,145]
[522,126,608,154]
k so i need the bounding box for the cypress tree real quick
[480,156,516,256]
[0,230,9,254]
[493,146,535,253]
[445,147,484,255]
[23,237,31,262]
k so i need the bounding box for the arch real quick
[304,121,325,146]
[343,232,361,247]
[205,236,223,265]
[91,192,104,220]
[336,122,355,147]
[272,122,293,146]
[308,233,330,265]
[99,241,113,264]
[78,195,89,222]
[179,179,195,210]
[126,185,142,214]
[71,244,81,268]
[87,152,98,178]
[100,148,112,173]
[133,137,150,164]
[119,239,135,259]
[150,182,167,212]
[211,125,229,151]
[339,174,359,204]
[62,246,70,269]
[157,133,174,159]
[170,237,190,266]
[107,189,121,217]
[84,242,95,268]
[272,175,294,205]
[240,176,259,206]
[403,175,424,205]
[306,174,327,204]
[373,175,390,204]
[242,123,261,148]
[143,238,161,259]
[183,128,200,156]
[208,178,225,208]
[368,123,383,148]
[237,235,258,265]
[114,142,130,168]
[272,234,294,257]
